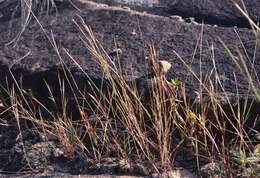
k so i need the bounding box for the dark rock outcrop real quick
[0,0,259,101]
[90,0,260,28]
[161,0,260,28]
[2,0,260,28]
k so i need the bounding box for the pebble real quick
[170,15,184,22]
[254,133,260,141]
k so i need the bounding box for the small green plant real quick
[230,146,247,165]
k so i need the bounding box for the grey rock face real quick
[162,0,260,27]
[89,0,260,28]
[0,0,259,101]
[1,0,260,28]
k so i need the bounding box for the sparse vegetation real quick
[0,0,259,177]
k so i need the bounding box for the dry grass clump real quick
[0,1,259,177]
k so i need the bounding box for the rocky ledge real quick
[0,0,259,103]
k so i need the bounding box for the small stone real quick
[185,17,195,23]
[122,6,131,10]
[44,165,55,172]
[109,48,122,57]
[170,15,184,22]
[131,29,137,36]
[0,99,4,107]
[254,133,260,141]
[158,60,172,74]
[52,147,64,157]
[253,144,260,156]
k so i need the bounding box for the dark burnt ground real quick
[0,104,198,176]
